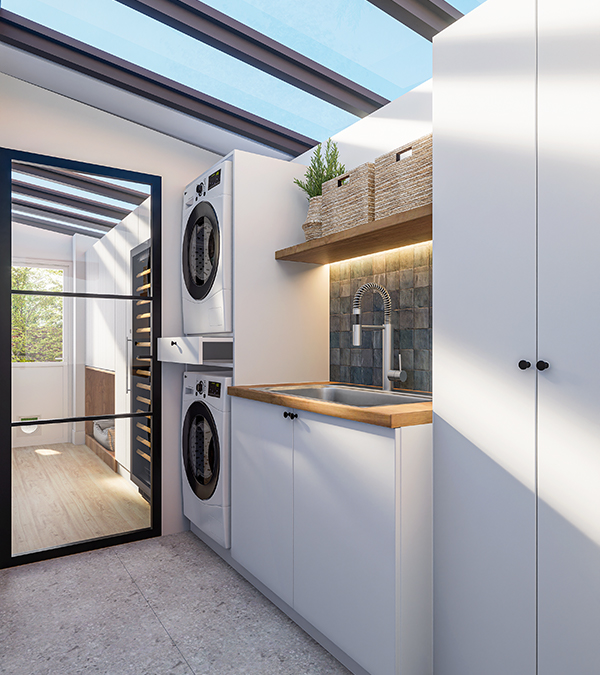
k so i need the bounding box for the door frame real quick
[0,147,162,569]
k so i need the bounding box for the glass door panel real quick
[11,417,152,557]
[2,152,160,567]
[10,296,152,423]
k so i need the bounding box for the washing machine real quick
[181,370,232,549]
[181,159,233,335]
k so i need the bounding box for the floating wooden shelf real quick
[275,204,432,265]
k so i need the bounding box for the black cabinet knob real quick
[518,360,532,370]
[283,411,298,420]
[171,340,177,346]
[536,360,550,371]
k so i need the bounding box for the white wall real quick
[1,72,221,535]
[12,222,75,265]
[294,80,432,170]
[11,224,83,447]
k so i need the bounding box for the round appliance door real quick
[182,201,220,301]
[182,400,220,500]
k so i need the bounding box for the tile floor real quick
[0,532,351,675]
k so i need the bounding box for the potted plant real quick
[294,138,345,240]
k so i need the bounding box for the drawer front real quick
[158,337,202,364]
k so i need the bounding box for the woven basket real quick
[301,195,323,241]
[321,162,375,236]
[374,134,432,220]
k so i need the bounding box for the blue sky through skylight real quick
[4,0,488,143]
[449,0,487,14]
[5,0,358,141]
[195,0,433,101]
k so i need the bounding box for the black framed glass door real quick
[0,148,162,568]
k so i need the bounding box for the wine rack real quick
[130,240,152,499]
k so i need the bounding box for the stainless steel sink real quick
[261,384,431,408]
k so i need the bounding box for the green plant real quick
[294,138,346,199]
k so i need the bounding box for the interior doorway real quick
[0,147,162,568]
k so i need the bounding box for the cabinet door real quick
[293,411,397,675]
[433,1,538,673]
[230,397,294,606]
[537,2,600,672]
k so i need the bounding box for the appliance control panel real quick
[208,169,221,191]
[184,373,228,400]
[208,381,221,398]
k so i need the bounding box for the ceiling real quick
[11,160,151,239]
[0,0,487,239]
[0,0,487,158]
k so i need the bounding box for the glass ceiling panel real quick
[196,0,433,101]
[5,0,358,142]
[449,0,488,14]
[12,194,119,225]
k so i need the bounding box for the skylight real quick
[449,0,487,14]
[2,0,489,148]
[4,0,358,141]
[195,0,434,101]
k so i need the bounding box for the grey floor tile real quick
[1,533,351,675]
[114,533,351,675]
[0,548,193,675]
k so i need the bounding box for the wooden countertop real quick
[228,382,432,429]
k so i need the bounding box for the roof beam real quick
[12,199,116,230]
[12,180,132,220]
[0,9,316,156]
[365,0,462,41]
[12,214,105,238]
[12,162,149,204]
[114,0,388,117]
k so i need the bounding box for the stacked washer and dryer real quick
[180,159,233,550]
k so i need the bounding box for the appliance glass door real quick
[182,400,220,500]
[182,202,220,301]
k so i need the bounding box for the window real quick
[11,266,64,363]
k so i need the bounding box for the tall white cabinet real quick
[434,0,600,673]
[537,1,600,673]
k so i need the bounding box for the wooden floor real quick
[12,442,151,556]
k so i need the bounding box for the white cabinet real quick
[231,397,432,675]
[231,150,329,386]
[294,413,397,675]
[434,1,600,673]
[537,1,600,673]
[230,397,294,607]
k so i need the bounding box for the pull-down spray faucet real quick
[352,283,407,391]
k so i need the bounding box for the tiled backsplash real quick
[329,242,432,392]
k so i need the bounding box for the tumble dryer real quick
[181,159,233,335]
[181,371,232,549]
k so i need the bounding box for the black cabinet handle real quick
[283,411,290,419]
[283,411,298,420]
[536,360,550,371]
[171,340,177,346]
[518,360,532,370]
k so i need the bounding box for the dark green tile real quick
[414,329,432,350]
[415,349,431,370]
[415,307,430,329]
[414,286,430,308]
